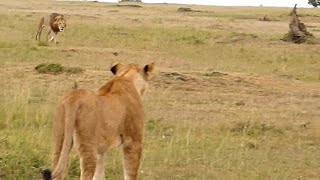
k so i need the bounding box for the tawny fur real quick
[35,13,66,44]
[44,62,154,180]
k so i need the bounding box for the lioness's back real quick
[44,63,154,180]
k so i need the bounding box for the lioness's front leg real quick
[122,140,142,180]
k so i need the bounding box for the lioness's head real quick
[54,15,66,32]
[110,62,155,96]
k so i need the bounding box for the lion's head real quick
[54,15,66,32]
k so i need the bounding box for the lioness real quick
[35,13,66,44]
[42,62,155,180]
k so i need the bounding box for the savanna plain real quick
[0,0,320,179]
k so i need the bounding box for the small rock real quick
[235,101,245,106]
[234,77,242,82]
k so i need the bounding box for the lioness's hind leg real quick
[123,141,142,180]
[93,153,105,180]
[79,146,97,180]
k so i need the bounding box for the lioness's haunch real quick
[35,13,66,44]
[42,62,155,180]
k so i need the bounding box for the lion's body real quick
[44,63,154,180]
[35,13,66,44]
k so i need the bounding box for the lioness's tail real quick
[42,102,78,179]
[42,169,52,180]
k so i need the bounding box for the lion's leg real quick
[122,140,142,180]
[35,28,41,40]
[36,17,44,40]
[36,25,45,41]
[48,32,58,44]
[35,30,39,40]
[53,32,59,44]
[37,25,45,41]
[79,145,97,180]
[49,36,55,43]
[93,153,105,180]
[46,30,51,42]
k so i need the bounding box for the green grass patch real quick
[281,31,318,44]
[230,121,283,137]
[0,41,17,48]
[35,63,84,74]
[37,41,49,47]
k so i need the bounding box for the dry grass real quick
[0,0,320,179]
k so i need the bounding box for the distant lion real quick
[42,62,155,180]
[35,13,66,44]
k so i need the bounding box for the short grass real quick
[0,0,320,179]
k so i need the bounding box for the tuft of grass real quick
[115,4,142,8]
[177,7,193,12]
[216,32,258,44]
[64,67,85,74]
[35,63,64,74]
[230,32,258,39]
[34,63,84,74]
[176,35,206,45]
[281,31,318,44]
[67,156,81,179]
[202,71,227,77]
[0,130,51,179]
[0,41,16,48]
[230,121,283,137]
[37,41,49,47]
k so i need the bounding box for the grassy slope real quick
[0,0,319,179]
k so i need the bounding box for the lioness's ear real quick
[110,61,124,75]
[144,62,155,75]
